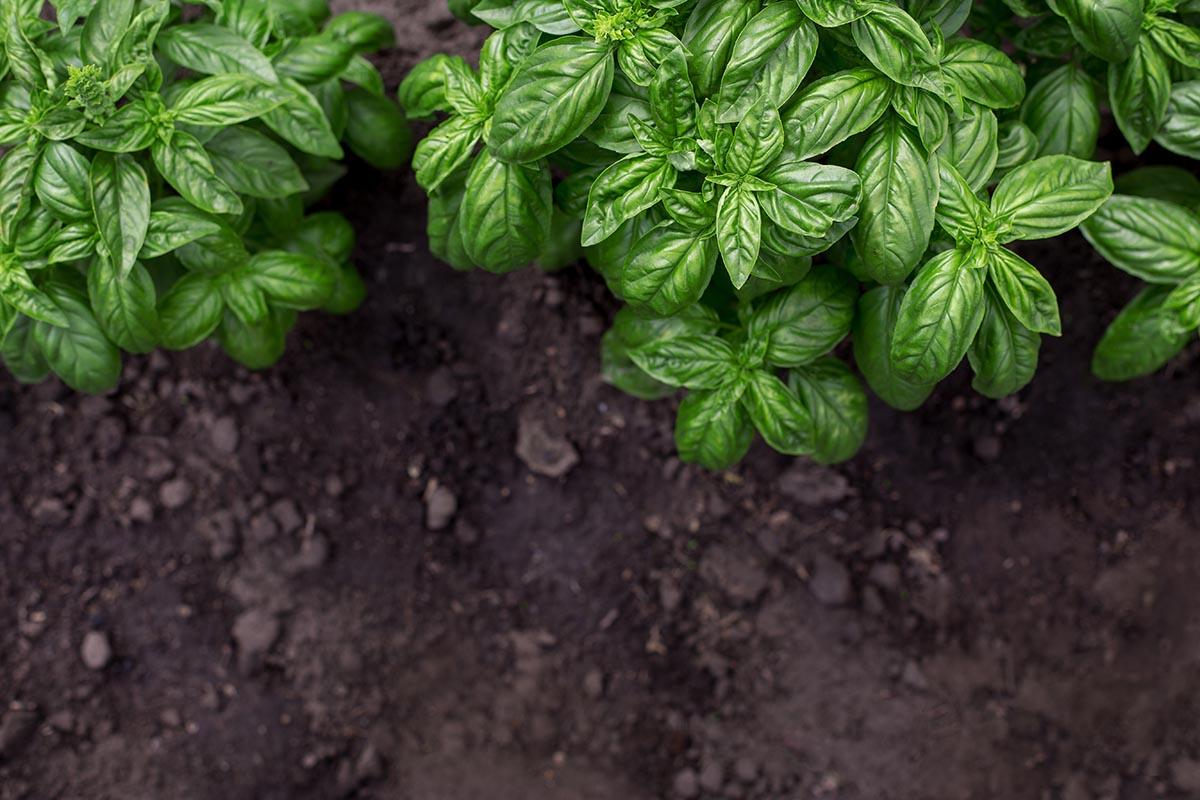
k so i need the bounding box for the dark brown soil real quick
[5,4,1200,800]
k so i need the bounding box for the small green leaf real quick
[742,370,812,456]
[0,142,40,245]
[629,334,739,389]
[622,222,719,315]
[1019,63,1099,159]
[853,284,935,411]
[141,208,223,259]
[968,283,1041,398]
[74,101,158,153]
[681,0,757,98]
[747,264,857,368]
[343,89,413,170]
[1155,80,1200,160]
[891,247,986,383]
[987,247,1061,336]
[158,272,224,350]
[939,38,1025,109]
[34,280,122,394]
[152,131,243,216]
[675,383,756,470]
[788,358,868,463]
[1108,36,1172,155]
[36,142,92,221]
[583,153,675,246]
[1081,195,1200,284]
[460,149,553,273]
[261,79,344,159]
[726,100,785,177]
[91,152,151,280]
[217,307,294,369]
[715,3,817,124]
[781,68,893,161]
[205,126,309,199]
[88,257,158,353]
[992,155,1112,242]
[716,186,761,289]
[1093,286,1190,381]
[850,2,940,89]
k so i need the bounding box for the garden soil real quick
[4,3,1200,799]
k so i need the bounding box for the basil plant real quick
[0,0,412,393]
[402,0,1113,469]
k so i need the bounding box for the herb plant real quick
[403,0,1115,469]
[0,0,410,393]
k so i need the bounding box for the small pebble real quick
[809,554,852,607]
[210,416,240,455]
[81,630,113,670]
[424,484,458,531]
[973,435,1002,462]
[673,768,699,799]
[270,499,304,534]
[128,497,154,524]
[159,479,193,510]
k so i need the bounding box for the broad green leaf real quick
[0,264,68,327]
[88,258,158,353]
[582,154,675,246]
[73,101,157,153]
[1115,165,1200,208]
[716,3,817,124]
[682,0,757,98]
[938,106,997,193]
[891,247,986,383]
[1081,195,1200,283]
[854,118,937,284]
[474,0,579,33]
[157,23,278,80]
[795,0,870,25]
[661,188,718,232]
[1047,0,1141,62]
[1020,63,1100,159]
[994,120,1039,180]
[940,38,1025,109]
[217,307,293,369]
[781,68,893,161]
[788,358,868,463]
[413,116,484,193]
[34,281,122,394]
[675,384,756,470]
[47,224,99,264]
[460,149,553,273]
[489,37,614,163]
[716,186,761,289]
[141,208,223,259]
[987,247,1061,335]
[273,35,355,85]
[2,315,51,384]
[91,153,150,280]
[853,285,935,410]
[742,370,812,456]
[397,54,457,120]
[759,161,861,238]
[992,155,1112,242]
[36,142,92,221]
[1155,80,1200,160]
[968,283,1041,398]
[0,142,40,245]
[584,72,651,154]
[56,0,100,33]
[344,88,413,169]
[890,83,949,151]
[629,334,739,389]
[649,48,698,141]
[850,2,940,88]
[152,131,243,216]
[623,222,719,315]
[747,264,857,367]
[935,158,988,242]
[1108,36,1171,155]
[261,78,343,159]
[616,28,681,87]
[426,165,474,271]
[81,0,134,71]
[170,74,289,126]
[601,304,720,399]
[727,100,785,176]
[586,211,660,297]
[1148,17,1200,69]
[1093,286,1190,381]
[245,250,335,309]
[204,126,309,199]
[158,273,224,349]
[323,11,396,51]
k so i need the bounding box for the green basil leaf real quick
[0,142,40,245]
[726,99,785,176]
[157,23,278,80]
[2,315,51,384]
[480,25,544,97]
[1019,63,1100,159]
[968,283,1041,398]
[682,0,757,98]
[935,158,988,242]
[891,247,986,383]
[0,264,68,327]
[781,68,893,161]
[152,131,243,216]
[994,119,1039,181]
[759,161,862,239]
[73,101,157,153]
[221,274,270,325]
[629,333,739,389]
[1155,80,1200,160]
[716,3,817,124]
[1108,36,1172,155]
[244,250,335,310]
[1081,195,1200,283]
[746,264,857,367]
[91,152,150,280]
[56,0,100,34]
[273,35,355,84]
[1093,285,1190,381]
[661,188,717,231]
[676,383,756,470]
[853,284,935,410]
[602,304,720,399]
[788,357,868,463]
[742,370,812,456]
[649,47,697,140]
[343,88,413,170]
[851,2,941,88]
[987,247,1061,336]
[616,28,681,87]
[36,141,92,221]
[582,153,675,246]
[992,155,1112,242]
[322,11,396,52]
[158,272,224,349]
[141,208,223,259]
[47,223,99,264]
[34,280,122,393]
[340,55,385,96]
[460,149,553,273]
[583,73,650,154]
[490,37,614,163]
[426,165,474,271]
[1165,275,1200,330]
[169,74,289,126]
[1047,0,1141,62]
[261,78,344,159]
[716,185,761,289]
[33,106,87,142]
[854,118,937,284]
[1148,17,1200,69]
[938,107,998,193]
[413,115,484,193]
[1013,14,1076,57]
[80,0,134,73]
[795,0,870,25]
[890,83,949,151]
[217,307,294,369]
[1114,165,1200,208]
[203,125,310,199]
[88,257,158,353]
[939,38,1025,109]
[622,221,719,314]
[475,0,579,34]
[397,54,457,120]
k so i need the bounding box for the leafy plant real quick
[404,0,1114,469]
[0,0,411,393]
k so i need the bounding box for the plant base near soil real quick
[3,158,1200,799]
